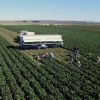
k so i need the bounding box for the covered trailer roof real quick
[21,35,63,42]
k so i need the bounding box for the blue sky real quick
[0,0,100,21]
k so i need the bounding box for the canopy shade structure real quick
[21,35,63,42]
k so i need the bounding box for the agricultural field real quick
[0,25,100,100]
[2,25,100,57]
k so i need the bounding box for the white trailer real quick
[18,31,63,49]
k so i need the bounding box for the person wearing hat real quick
[36,55,41,62]
[77,61,81,67]
[49,52,54,61]
[97,56,100,64]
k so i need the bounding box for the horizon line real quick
[0,20,100,22]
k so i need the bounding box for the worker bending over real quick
[50,52,54,61]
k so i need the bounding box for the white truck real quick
[17,31,63,49]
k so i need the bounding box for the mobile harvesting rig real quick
[17,31,63,49]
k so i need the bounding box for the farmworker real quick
[77,61,81,67]
[49,52,54,61]
[73,46,79,59]
[97,56,100,64]
[42,52,46,58]
[87,53,91,60]
[36,55,41,62]
[73,45,79,53]
[88,53,91,57]
[70,54,74,62]
[45,52,49,58]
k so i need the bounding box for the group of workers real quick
[69,45,100,67]
[69,46,81,67]
[36,45,100,67]
[70,46,79,61]
[36,52,54,62]
[88,53,100,64]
